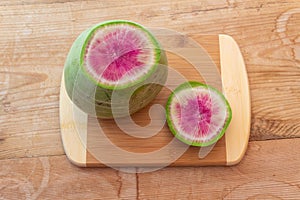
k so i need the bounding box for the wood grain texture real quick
[138,138,300,199]
[60,73,88,167]
[87,115,227,167]
[0,138,299,199]
[0,155,137,199]
[219,34,251,165]
[0,0,299,198]
[0,0,299,160]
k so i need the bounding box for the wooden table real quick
[0,0,299,199]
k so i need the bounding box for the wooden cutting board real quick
[60,34,251,167]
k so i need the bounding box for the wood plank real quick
[138,138,300,199]
[0,138,299,199]
[0,0,300,160]
[87,116,227,167]
[60,73,88,167]
[0,156,137,199]
[219,34,251,165]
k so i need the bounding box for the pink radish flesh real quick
[84,25,156,86]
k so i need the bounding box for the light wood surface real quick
[219,34,251,165]
[60,34,251,167]
[0,138,299,199]
[60,72,88,167]
[0,0,300,199]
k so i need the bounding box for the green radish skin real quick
[64,20,168,118]
[166,81,232,147]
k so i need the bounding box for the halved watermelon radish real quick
[64,20,167,118]
[166,81,232,147]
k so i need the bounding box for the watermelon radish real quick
[166,81,232,147]
[64,20,167,118]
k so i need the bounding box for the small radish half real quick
[166,81,232,147]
